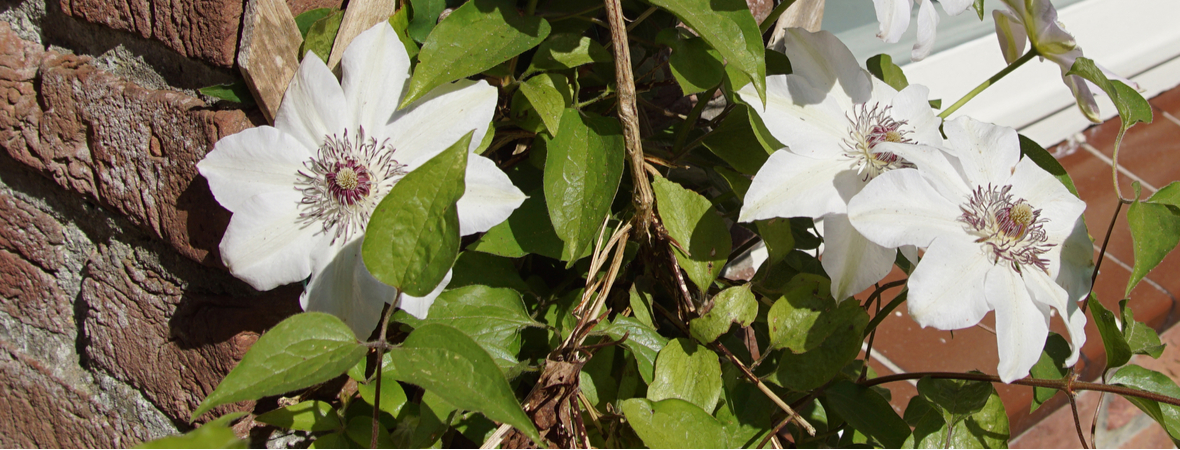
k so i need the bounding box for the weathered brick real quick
[0,190,66,270]
[0,249,70,334]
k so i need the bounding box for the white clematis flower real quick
[197,22,526,337]
[737,28,942,302]
[992,0,1134,122]
[873,0,973,61]
[847,116,1089,383]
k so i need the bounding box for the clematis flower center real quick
[295,127,407,243]
[959,184,1053,273]
[844,103,914,179]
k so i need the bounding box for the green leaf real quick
[544,109,625,266]
[408,0,446,42]
[598,316,669,384]
[1019,134,1080,197]
[389,7,420,59]
[690,284,757,344]
[300,9,344,64]
[136,413,247,449]
[917,376,993,427]
[357,361,409,418]
[307,432,349,449]
[866,54,908,91]
[192,313,365,420]
[469,188,569,260]
[387,324,541,445]
[199,80,255,105]
[1127,182,1180,295]
[715,167,751,199]
[767,274,856,353]
[1121,299,1166,358]
[701,104,773,175]
[904,392,1009,448]
[295,8,335,38]
[620,398,729,449]
[629,277,657,328]
[527,32,611,71]
[1091,295,1133,368]
[403,0,551,107]
[392,285,540,373]
[1029,333,1071,412]
[771,300,867,391]
[825,380,910,448]
[255,400,341,432]
[450,251,530,293]
[972,0,986,20]
[653,175,732,292]
[519,73,572,136]
[647,0,766,104]
[363,132,469,297]
[345,416,396,448]
[756,218,795,265]
[715,364,775,448]
[648,338,723,412]
[1108,365,1180,446]
[657,28,725,95]
[1066,57,1153,127]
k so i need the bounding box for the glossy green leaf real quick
[544,109,625,266]
[519,73,572,136]
[825,380,910,448]
[469,189,569,260]
[701,104,773,175]
[647,0,766,104]
[767,274,857,353]
[255,400,340,432]
[300,9,344,64]
[403,0,551,107]
[449,251,530,293]
[1108,365,1180,446]
[307,432,349,449]
[657,28,725,95]
[389,7,420,59]
[354,356,409,417]
[345,416,396,448]
[363,132,469,297]
[629,277,657,328]
[690,284,757,344]
[191,313,365,420]
[295,8,335,38]
[598,316,669,384]
[136,413,247,449]
[527,32,611,71]
[1066,57,1153,128]
[1127,182,1180,295]
[1121,299,1166,358]
[715,364,775,448]
[393,285,540,372]
[771,300,867,391]
[387,324,541,445]
[199,81,255,105]
[866,54,908,91]
[1091,295,1133,368]
[756,218,795,265]
[653,175,732,292]
[580,345,619,410]
[917,376,993,426]
[1029,333,1071,412]
[648,338,723,412]
[621,398,729,449]
[904,392,1009,448]
[408,0,446,42]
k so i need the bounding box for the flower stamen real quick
[843,103,914,179]
[959,185,1053,273]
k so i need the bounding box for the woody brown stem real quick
[603,0,655,238]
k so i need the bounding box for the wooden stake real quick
[237,0,303,124]
[327,0,397,72]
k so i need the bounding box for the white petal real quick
[1005,158,1087,246]
[301,236,398,338]
[1023,267,1087,368]
[873,0,912,44]
[198,127,311,213]
[341,22,412,135]
[889,84,943,146]
[993,9,1028,65]
[774,29,873,104]
[987,266,1051,383]
[821,214,896,302]
[399,270,453,319]
[457,154,527,236]
[939,0,974,15]
[738,75,850,159]
[1056,216,1096,306]
[274,54,350,151]
[847,168,963,249]
[219,191,330,291]
[911,0,940,61]
[907,237,993,330]
[942,116,1021,185]
[1063,73,1101,123]
[740,150,855,222]
[386,79,497,169]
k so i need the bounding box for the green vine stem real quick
[938,50,1038,120]
[860,371,1180,408]
[370,294,399,449]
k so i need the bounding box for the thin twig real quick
[603,0,655,238]
[861,371,1180,407]
[1082,199,1125,313]
[1068,392,1090,449]
[480,423,513,449]
[716,343,816,436]
[371,296,399,449]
